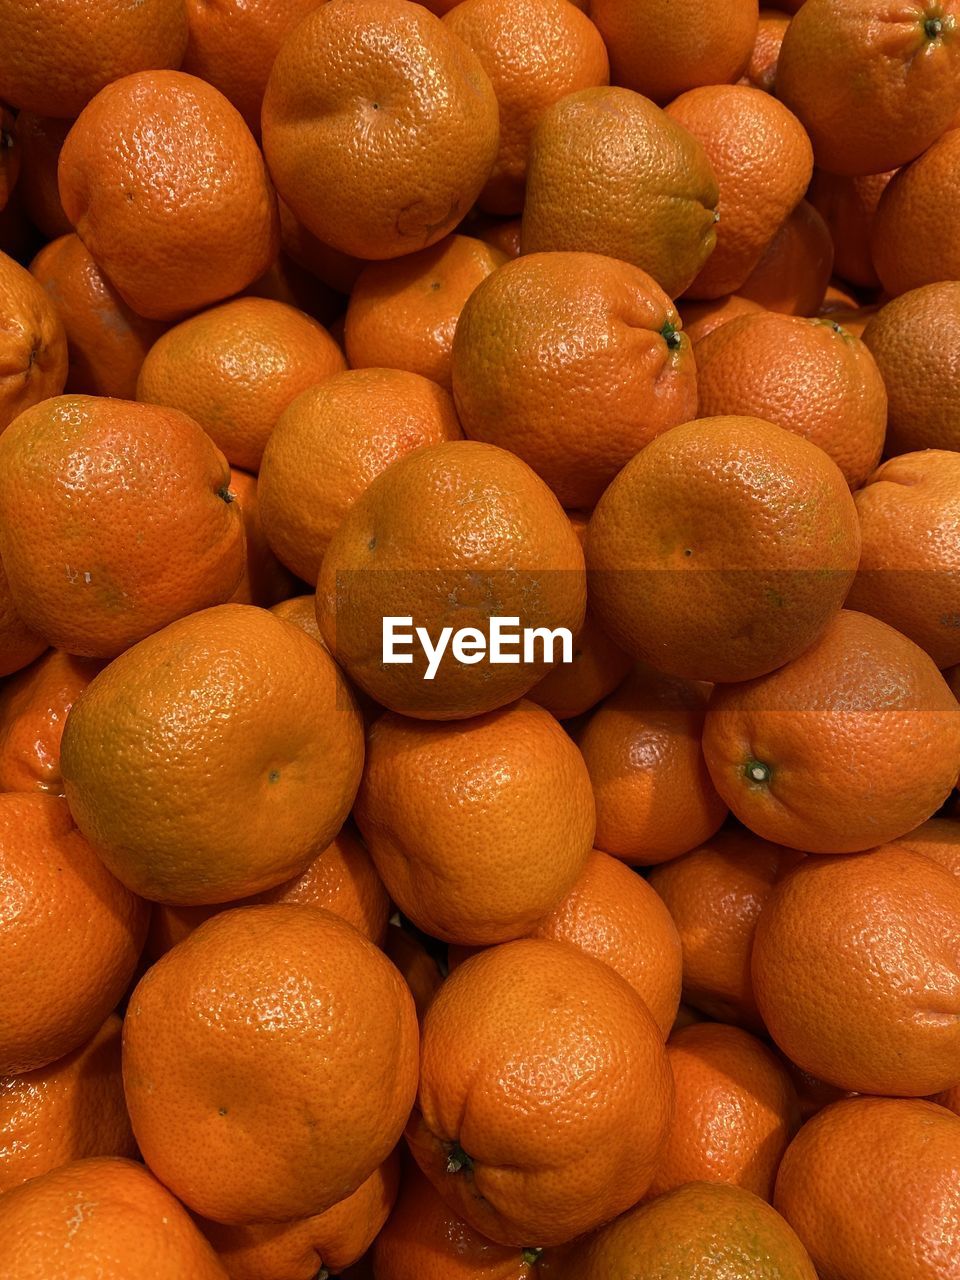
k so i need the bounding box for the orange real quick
[136,296,345,472]
[0,1156,229,1279]
[577,666,727,865]
[590,0,759,103]
[0,1015,134,1193]
[316,440,586,719]
[259,368,462,584]
[473,214,523,259]
[245,252,342,325]
[585,415,861,683]
[703,610,960,853]
[648,827,803,1030]
[14,114,72,238]
[753,847,960,1094]
[807,168,896,289]
[345,235,506,390]
[124,904,418,1224]
[651,1023,799,1201]
[892,815,960,876]
[386,925,445,1024]
[0,395,245,658]
[846,452,960,668]
[812,304,878,338]
[407,938,673,1246]
[0,0,187,118]
[59,71,279,321]
[665,85,813,300]
[0,649,101,795]
[775,1097,960,1280]
[0,107,19,211]
[354,700,594,944]
[0,794,147,1075]
[278,197,368,295]
[451,252,698,508]
[443,0,610,215]
[521,88,719,298]
[269,593,324,645]
[862,282,960,453]
[0,249,68,434]
[819,281,860,313]
[871,129,960,294]
[736,198,833,314]
[0,557,46,679]
[743,9,790,91]
[678,294,765,345]
[780,1061,853,1123]
[694,312,888,488]
[261,0,499,260]
[227,468,300,609]
[61,605,364,905]
[775,0,960,175]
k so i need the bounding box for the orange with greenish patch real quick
[872,129,960,294]
[678,295,765,345]
[0,555,46,678]
[742,10,790,91]
[0,249,67,434]
[14,114,71,238]
[736,199,833,314]
[226,469,300,609]
[0,649,101,794]
[807,168,895,288]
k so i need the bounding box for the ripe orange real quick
[0,107,19,211]
[0,649,101,795]
[0,557,46,678]
[521,88,719,297]
[743,9,790,91]
[703,610,960,853]
[891,815,960,876]
[269,593,324,645]
[473,214,523,259]
[806,168,896,289]
[262,0,499,260]
[871,129,960,294]
[13,114,72,238]
[736,199,833,315]
[386,925,445,1024]
[678,294,765,345]
[226,468,299,609]
[59,71,279,320]
[277,197,368,294]
[0,249,68,433]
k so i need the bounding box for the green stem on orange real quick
[744,758,772,785]
[522,1247,544,1266]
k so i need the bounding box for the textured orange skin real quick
[651,1023,799,1201]
[124,905,418,1224]
[59,72,279,321]
[61,605,364,905]
[814,304,878,338]
[199,1153,399,1280]
[780,1060,853,1122]
[262,0,499,260]
[862,283,960,454]
[226,469,300,609]
[807,169,895,289]
[269,593,324,644]
[666,85,813,300]
[736,199,833,314]
[355,701,595,944]
[586,415,861,683]
[521,88,719,298]
[590,0,758,103]
[892,815,960,875]
[775,0,960,176]
[704,610,960,853]
[385,925,445,1023]
[137,297,345,472]
[775,1098,960,1280]
[577,667,727,866]
[0,108,20,212]
[30,234,168,399]
[695,312,888,489]
[648,828,803,1030]
[0,649,102,795]
[678,294,765,344]
[0,794,147,1076]
[0,249,68,434]
[345,235,506,390]
[443,0,609,215]
[753,848,960,1094]
[259,368,462,584]
[743,10,790,91]
[0,556,46,678]
[474,215,523,259]
[846,452,960,668]
[451,252,698,509]
[15,114,72,238]
[316,440,586,719]
[0,1015,134,1194]
[408,938,673,1247]
[0,395,245,658]
[278,198,368,294]
[871,130,960,294]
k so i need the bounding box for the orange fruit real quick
[473,214,523,259]
[354,700,594,944]
[648,827,802,1030]
[261,0,499,260]
[345,235,506,390]
[316,441,586,719]
[677,294,765,345]
[451,252,697,509]
[0,1156,229,1279]
[0,395,245,658]
[776,0,960,175]
[694,312,887,488]
[577,666,727,866]
[665,85,813,300]
[124,904,418,1224]
[862,282,960,453]
[742,9,790,92]
[521,88,719,297]
[585,415,861,683]
[589,0,759,103]
[753,847,960,1094]
[780,1061,853,1123]
[0,556,46,678]
[703,610,960,853]
[0,1014,135,1194]
[736,198,833,314]
[0,249,68,434]
[0,648,101,795]
[871,129,960,294]
[407,938,673,1246]
[891,815,960,876]
[59,71,279,321]
[259,368,462,585]
[819,281,860,313]
[651,1023,799,1201]
[775,1097,960,1280]
[811,304,879,338]
[227,468,300,609]
[442,0,610,215]
[269,593,324,645]
[61,605,364,905]
[14,113,72,238]
[0,793,147,1075]
[806,168,896,289]
[386,924,445,1024]
[245,251,342,325]
[0,107,19,212]
[277,197,368,295]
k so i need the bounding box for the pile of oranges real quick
[1,0,959,1276]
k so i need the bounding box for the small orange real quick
[0,249,68,434]
[13,113,72,238]
[742,9,790,92]
[871,129,960,294]
[0,107,19,211]
[278,197,368,294]
[736,199,833,315]
[227,468,300,609]
[0,648,102,795]
[891,815,960,876]
[678,294,765,345]
[473,214,523,259]
[386,924,445,1024]
[0,556,46,678]
[806,168,896,289]
[269,594,324,645]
